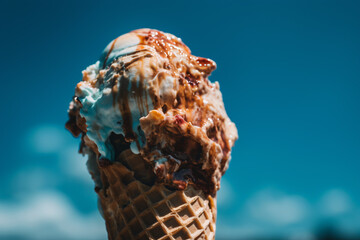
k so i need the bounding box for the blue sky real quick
[1,0,360,239]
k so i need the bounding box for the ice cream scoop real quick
[66,29,238,239]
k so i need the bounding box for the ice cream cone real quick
[97,150,216,240]
[66,29,238,240]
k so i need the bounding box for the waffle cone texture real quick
[96,150,217,240]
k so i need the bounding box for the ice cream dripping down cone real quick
[66,29,237,239]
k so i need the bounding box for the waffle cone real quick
[96,150,217,240]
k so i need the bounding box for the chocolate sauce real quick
[123,54,152,69]
[194,57,216,75]
[109,133,130,161]
[65,113,82,137]
[67,29,238,197]
[139,29,191,59]
[171,164,215,196]
[132,61,145,117]
[118,75,135,141]
[102,36,119,69]
[183,73,200,86]
[65,97,86,137]
[98,157,111,168]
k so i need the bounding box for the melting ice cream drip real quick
[66,29,238,195]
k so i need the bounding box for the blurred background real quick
[1,0,360,239]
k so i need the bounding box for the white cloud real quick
[216,187,360,239]
[320,189,352,216]
[245,189,309,225]
[217,177,235,207]
[337,209,360,234]
[59,145,92,184]
[11,168,60,198]
[216,222,264,239]
[25,124,92,185]
[5,125,105,239]
[216,188,312,239]
[0,191,106,240]
[26,125,68,154]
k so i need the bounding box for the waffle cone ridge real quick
[97,150,217,240]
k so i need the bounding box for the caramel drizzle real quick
[136,29,190,58]
[102,37,119,69]
[132,60,145,117]
[111,30,232,193]
[118,75,135,141]
[114,53,153,146]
